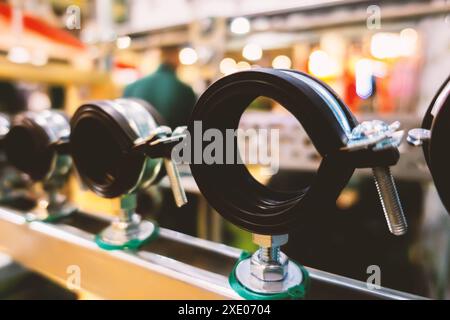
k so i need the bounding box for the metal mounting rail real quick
[0,207,426,300]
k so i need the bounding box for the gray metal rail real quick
[0,207,427,300]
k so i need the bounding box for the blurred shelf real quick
[0,57,108,85]
[247,1,450,33]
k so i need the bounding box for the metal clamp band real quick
[4,110,72,182]
[188,68,358,235]
[70,98,164,198]
[419,75,450,213]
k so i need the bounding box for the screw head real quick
[346,120,403,151]
[351,120,389,140]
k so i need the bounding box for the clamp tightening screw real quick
[347,120,407,236]
[134,126,188,208]
[372,166,407,235]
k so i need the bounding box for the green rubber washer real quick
[229,251,310,300]
[95,220,160,251]
[25,207,76,223]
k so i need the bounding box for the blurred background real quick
[0,0,449,299]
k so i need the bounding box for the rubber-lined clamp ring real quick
[70,99,165,198]
[421,75,450,213]
[229,251,310,300]
[189,68,358,235]
[5,119,52,180]
[4,111,70,181]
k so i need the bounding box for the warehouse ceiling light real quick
[116,36,131,49]
[230,17,250,35]
[31,50,49,66]
[242,43,262,61]
[308,50,338,79]
[219,57,237,74]
[371,32,400,59]
[272,55,292,69]
[236,61,251,71]
[179,47,198,65]
[355,59,374,99]
[7,46,31,64]
[399,28,418,57]
[371,30,418,60]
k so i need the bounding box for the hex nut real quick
[252,234,288,248]
[250,250,288,282]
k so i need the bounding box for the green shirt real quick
[123,64,197,129]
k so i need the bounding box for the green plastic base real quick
[25,207,76,223]
[95,221,160,251]
[229,251,310,300]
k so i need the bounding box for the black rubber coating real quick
[70,98,165,198]
[188,68,358,235]
[421,75,450,214]
[4,114,54,181]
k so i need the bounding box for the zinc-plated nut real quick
[252,234,288,248]
[407,128,431,146]
[250,250,288,282]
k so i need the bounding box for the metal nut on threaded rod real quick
[252,234,288,248]
[251,250,288,282]
[251,234,289,282]
[346,120,408,236]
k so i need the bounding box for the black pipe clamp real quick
[0,113,10,145]
[0,113,10,164]
[189,69,405,299]
[3,110,74,221]
[189,68,401,235]
[409,76,450,213]
[4,110,72,182]
[70,98,187,250]
[70,98,166,198]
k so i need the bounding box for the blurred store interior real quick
[0,0,449,299]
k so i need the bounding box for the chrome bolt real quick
[119,193,137,223]
[136,126,188,208]
[349,120,407,236]
[372,166,407,235]
[164,158,187,207]
[164,126,188,207]
[110,194,143,236]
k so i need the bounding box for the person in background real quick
[0,81,27,114]
[123,45,196,129]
